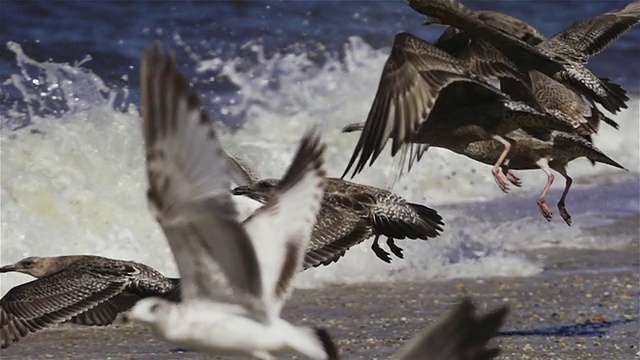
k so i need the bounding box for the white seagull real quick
[125,45,337,360]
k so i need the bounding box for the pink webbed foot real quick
[492,167,510,193]
[537,198,553,222]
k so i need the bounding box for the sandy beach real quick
[1,245,638,360]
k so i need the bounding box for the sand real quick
[1,245,638,360]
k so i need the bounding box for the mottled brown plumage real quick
[459,130,626,225]
[407,0,565,76]
[341,31,576,192]
[422,0,638,114]
[234,177,445,266]
[0,255,180,349]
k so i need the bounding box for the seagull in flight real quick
[125,44,338,360]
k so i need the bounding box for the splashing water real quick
[1,41,638,295]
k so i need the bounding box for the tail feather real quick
[409,203,446,232]
[554,132,626,170]
[600,77,630,112]
[568,75,629,114]
[371,203,444,241]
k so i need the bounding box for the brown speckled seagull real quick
[413,0,639,114]
[233,175,445,266]
[406,0,565,76]
[0,255,180,349]
[341,32,575,192]
[458,129,627,225]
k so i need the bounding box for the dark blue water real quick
[1,0,638,126]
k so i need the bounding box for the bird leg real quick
[535,158,555,222]
[551,163,573,226]
[501,159,522,187]
[490,135,514,193]
[371,235,392,263]
[386,238,404,259]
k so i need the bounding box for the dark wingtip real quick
[408,202,445,229]
[314,327,340,360]
[277,126,326,193]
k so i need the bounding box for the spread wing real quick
[407,0,564,75]
[342,32,483,178]
[0,270,127,349]
[242,130,326,318]
[141,44,262,307]
[67,294,139,326]
[393,299,509,360]
[548,1,640,58]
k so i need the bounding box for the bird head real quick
[231,178,279,204]
[0,257,52,278]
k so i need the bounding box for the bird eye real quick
[257,181,270,190]
[150,303,161,312]
[22,260,33,267]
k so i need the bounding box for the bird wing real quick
[407,0,564,75]
[392,299,509,360]
[303,193,374,269]
[141,44,263,308]
[475,10,546,45]
[0,269,128,349]
[546,1,640,58]
[242,130,326,318]
[67,293,140,326]
[342,32,482,178]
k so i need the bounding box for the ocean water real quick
[1,1,639,295]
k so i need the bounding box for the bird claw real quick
[558,203,572,226]
[386,238,404,259]
[505,170,522,187]
[537,199,553,222]
[492,167,510,193]
[371,238,392,263]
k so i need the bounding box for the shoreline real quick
[1,246,638,359]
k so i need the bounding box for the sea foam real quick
[1,40,637,295]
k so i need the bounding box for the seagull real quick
[0,255,180,349]
[412,0,639,114]
[125,45,338,360]
[393,298,509,360]
[458,129,626,224]
[340,32,574,192]
[406,0,565,76]
[233,176,445,265]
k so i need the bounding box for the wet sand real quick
[1,246,638,360]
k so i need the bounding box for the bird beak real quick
[0,264,18,273]
[232,186,251,196]
[342,122,364,133]
[422,16,441,25]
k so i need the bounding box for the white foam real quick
[1,40,638,295]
